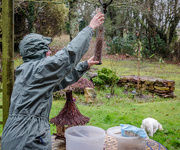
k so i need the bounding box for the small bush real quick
[92,68,119,89]
[52,78,94,100]
[71,77,94,94]
[53,89,66,100]
[106,34,136,55]
[141,35,166,58]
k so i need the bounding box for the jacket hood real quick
[19,33,52,62]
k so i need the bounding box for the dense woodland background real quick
[0,0,180,61]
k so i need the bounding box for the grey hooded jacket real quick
[1,26,94,150]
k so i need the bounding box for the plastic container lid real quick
[107,126,148,150]
[107,126,145,139]
[65,126,106,141]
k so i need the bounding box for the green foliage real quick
[52,89,66,100]
[35,3,68,37]
[106,33,168,59]
[92,68,119,89]
[0,12,2,35]
[103,17,114,37]
[65,21,70,34]
[71,78,94,94]
[103,1,179,59]
[79,20,87,32]
[13,1,68,52]
[141,35,166,58]
[106,34,136,55]
[92,77,104,86]
[27,2,35,33]
[52,78,94,100]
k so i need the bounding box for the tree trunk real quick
[169,0,180,44]
[69,0,79,41]
[27,1,35,33]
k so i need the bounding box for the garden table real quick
[51,135,167,150]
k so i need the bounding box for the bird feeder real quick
[94,0,113,64]
[94,8,104,65]
[50,90,90,140]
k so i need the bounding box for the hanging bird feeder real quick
[94,0,113,64]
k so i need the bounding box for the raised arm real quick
[53,56,99,91]
[53,61,88,91]
[31,13,104,88]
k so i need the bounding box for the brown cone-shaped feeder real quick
[50,90,90,140]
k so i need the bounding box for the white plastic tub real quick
[107,126,148,150]
[65,126,106,150]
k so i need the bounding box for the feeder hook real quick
[99,0,113,14]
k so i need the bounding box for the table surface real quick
[51,135,167,150]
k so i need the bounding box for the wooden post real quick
[137,40,140,95]
[2,0,14,127]
[136,31,140,96]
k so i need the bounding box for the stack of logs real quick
[117,75,175,98]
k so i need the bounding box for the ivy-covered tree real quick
[69,0,79,41]
[14,1,68,44]
[35,3,68,37]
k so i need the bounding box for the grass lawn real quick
[50,98,179,150]
[49,58,180,150]
[0,36,179,149]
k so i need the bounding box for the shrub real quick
[53,89,66,100]
[106,33,167,59]
[71,77,94,94]
[141,35,166,59]
[92,68,119,89]
[106,34,136,55]
[52,78,94,100]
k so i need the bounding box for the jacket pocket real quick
[32,128,52,150]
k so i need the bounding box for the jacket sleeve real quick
[53,61,89,92]
[31,26,93,88]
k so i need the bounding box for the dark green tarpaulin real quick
[1,26,93,150]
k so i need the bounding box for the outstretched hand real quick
[87,56,100,68]
[89,12,105,30]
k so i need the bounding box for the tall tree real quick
[69,0,79,41]
[142,0,180,56]
[14,1,68,38]
[105,0,180,58]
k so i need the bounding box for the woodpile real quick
[117,75,175,98]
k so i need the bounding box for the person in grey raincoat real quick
[1,12,105,150]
